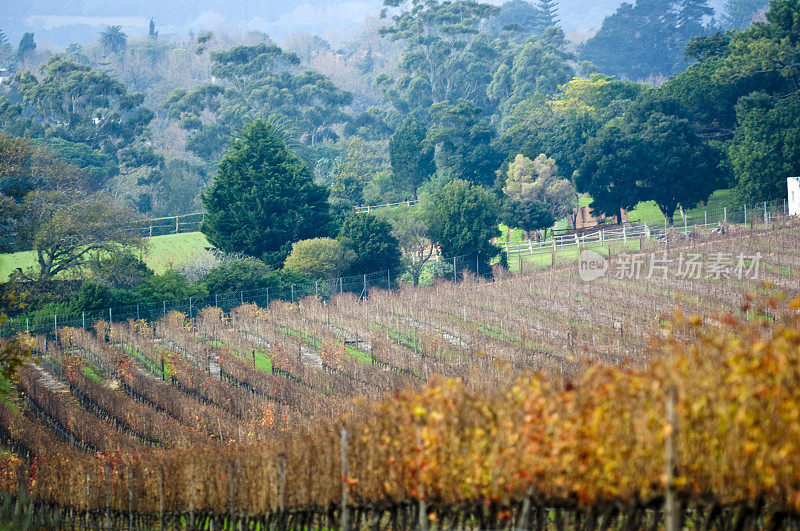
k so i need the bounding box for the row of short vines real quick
[2,293,799,524]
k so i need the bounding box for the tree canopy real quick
[16,190,145,285]
[425,179,501,273]
[502,153,575,231]
[576,110,722,221]
[389,116,435,199]
[165,43,353,162]
[283,238,354,279]
[3,57,156,187]
[337,213,402,276]
[201,119,333,269]
[580,0,715,81]
[99,25,128,54]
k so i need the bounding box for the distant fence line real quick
[136,212,205,237]
[353,200,419,213]
[135,201,414,238]
[1,253,484,338]
[3,198,791,338]
[133,198,788,240]
[503,199,787,256]
[136,201,419,238]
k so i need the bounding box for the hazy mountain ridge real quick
[1,0,729,48]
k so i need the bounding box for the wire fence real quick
[503,199,787,256]
[135,212,205,237]
[353,199,419,213]
[1,253,484,338]
[3,198,792,338]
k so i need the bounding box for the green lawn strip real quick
[281,327,321,348]
[0,394,20,416]
[82,365,103,384]
[282,326,373,365]
[432,308,557,359]
[497,224,527,243]
[505,189,735,243]
[0,377,20,415]
[471,292,623,349]
[141,232,211,274]
[120,344,170,379]
[197,336,274,373]
[367,322,421,351]
[252,350,272,373]
[342,344,372,364]
[0,232,211,281]
[507,240,642,272]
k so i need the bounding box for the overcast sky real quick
[1,0,727,49]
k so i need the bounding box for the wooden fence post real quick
[105,464,111,530]
[665,385,678,531]
[188,464,195,530]
[340,429,349,531]
[158,467,164,530]
[228,461,235,530]
[86,470,92,529]
[278,454,286,513]
[417,427,428,531]
[127,466,134,531]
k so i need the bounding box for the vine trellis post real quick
[340,429,349,531]
[665,385,678,531]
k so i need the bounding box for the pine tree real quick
[16,33,35,62]
[537,0,560,28]
[721,0,768,29]
[201,119,333,268]
[389,117,435,200]
[148,18,158,39]
[677,0,714,29]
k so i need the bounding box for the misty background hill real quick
[1,0,728,48]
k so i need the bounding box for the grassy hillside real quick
[499,189,737,243]
[0,232,211,281]
[0,190,738,279]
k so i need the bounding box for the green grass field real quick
[500,189,736,244]
[0,232,210,281]
[628,189,735,224]
[0,190,737,281]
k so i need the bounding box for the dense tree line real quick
[0,0,797,323]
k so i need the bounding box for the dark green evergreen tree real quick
[201,119,333,268]
[337,213,402,275]
[537,0,560,27]
[389,117,435,199]
[580,0,713,80]
[16,33,35,62]
[427,99,504,187]
[721,0,768,29]
[425,179,501,275]
[729,92,800,203]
